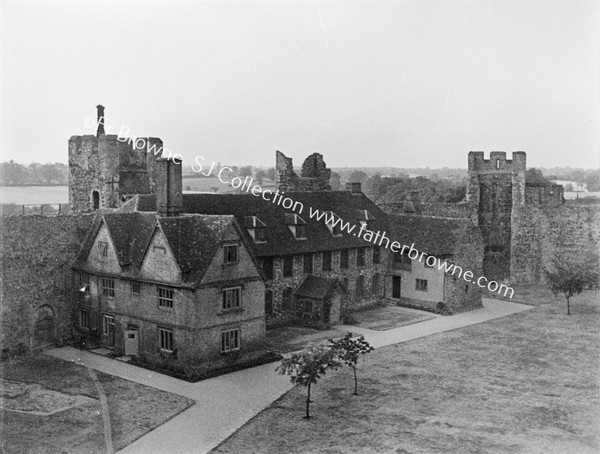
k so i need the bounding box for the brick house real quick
[72,160,266,364]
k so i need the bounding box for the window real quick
[103,315,114,335]
[285,213,307,240]
[372,247,381,264]
[223,244,238,264]
[322,251,332,272]
[76,272,90,287]
[101,278,115,298]
[303,300,314,316]
[424,255,435,268]
[79,309,90,329]
[356,275,364,297]
[222,287,241,310]
[415,279,428,292]
[303,253,313,274]
[153,246,166,254]
[221,328,240,353]
[130,281,140,294]
[98,241,108,257]
[283,255,294,278]
[158,287,174,308]
[265,290,273,315]
[159,327,173,352]
[340,249,349,269]
[394,252,412,270]
[356,248,366,267]
[325,212,343,236]
[245,216,267,243]
[372,273,380,294]
[283,287,294,310]
[254,227,266,243]
[261,257,274,280]
[294,225,307,240]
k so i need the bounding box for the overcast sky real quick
[1,0,598,169]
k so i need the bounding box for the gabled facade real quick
[72,211,265,364]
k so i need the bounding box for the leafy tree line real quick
[0,161,68,186]
[350,172,467,204]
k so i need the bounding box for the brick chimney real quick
[96,105,105,137]
[346,182,362,194]
[156,158,182,217]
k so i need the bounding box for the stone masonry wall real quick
[1,214,95,355]
[511,202,600,283]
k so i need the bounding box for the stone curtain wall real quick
[511,202,600,283]
[1,214,94,355]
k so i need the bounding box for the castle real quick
[68,105,164,212]
[2,106,597,364]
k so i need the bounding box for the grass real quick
[0,354,194,453]
[212,288,600,454]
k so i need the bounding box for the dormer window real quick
[324,211,343,237]
[284,213,307,240]
[244,216,267,243]
[356,210,375,230]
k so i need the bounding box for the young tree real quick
[329,332,374,395]
[276,343,340,419]
[544,254,599,315]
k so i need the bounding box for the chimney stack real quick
[346,182,362,194]
[403,190,422,215]
[96,105,105,137]
[156,158,183,217]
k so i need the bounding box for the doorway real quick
[103,315,115,348]
[92,191,100,210]
[392,276,401,299]
[124,327,139,356]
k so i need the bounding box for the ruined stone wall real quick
[275,151,331,192]
[511,202,600,283]
[1,214,95,355]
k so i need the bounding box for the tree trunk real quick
[567,297,571,316]
[353,366,358,395]
[305,382,311,419]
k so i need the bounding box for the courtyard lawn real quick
[213,288,600,454]
[0,355,194,453]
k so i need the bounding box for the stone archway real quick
[32,305,56,349]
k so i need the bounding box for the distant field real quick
[0,178,278,204]
[0,186,68,204]
[182,176,276,193]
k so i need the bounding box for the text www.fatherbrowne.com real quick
[201,158,514,299]
[83,113,514,300]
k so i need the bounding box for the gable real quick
[138,227,181,284]
[85,222,122,275]
[200,222,262,285]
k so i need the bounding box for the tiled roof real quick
[158,215,232,284]
[136,192,389,257]
[294,275,340,300]
[74,212,236,286]
[387,214,468,256]
[104,212,156,268]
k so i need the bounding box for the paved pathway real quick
[45,298,531,454]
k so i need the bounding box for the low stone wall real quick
[1,214,94,356]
